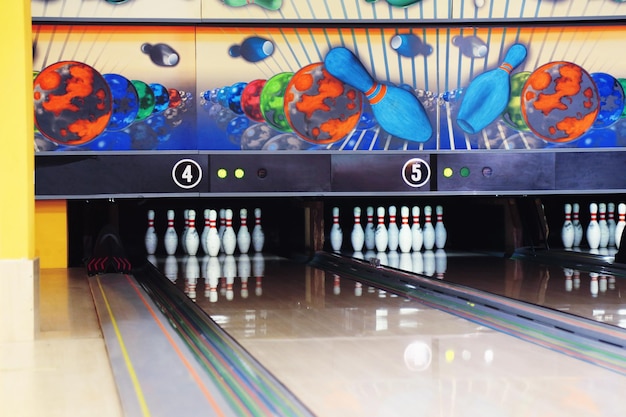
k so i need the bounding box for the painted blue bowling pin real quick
[390,33,432,58]
[457,43,527,134]
[324,47,432,142]
[452,35,488,59]
[229,37,275,63]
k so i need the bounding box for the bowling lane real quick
[155,253,626,417]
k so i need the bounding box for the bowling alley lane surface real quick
[156,252,626,417]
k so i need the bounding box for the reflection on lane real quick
[149,253,626,417]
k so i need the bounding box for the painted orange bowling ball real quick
[521,61,599,143]
[284,62,362,144]
[34,61,112,146]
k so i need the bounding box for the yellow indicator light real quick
[234,168,245,179]
[217,168,227,179]
[443,167,453,178]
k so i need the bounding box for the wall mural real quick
[32,0,626,153]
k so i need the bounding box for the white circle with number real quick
[401,158,431,188]
[172,159,202,189]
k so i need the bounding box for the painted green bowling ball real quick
[260,72,293,132]
[521,61,599,143]
[34,61,112,145]
[502,71,530,131]
[131,80,155,121]
[618,78,626,118]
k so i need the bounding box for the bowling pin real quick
[351,206,365,253]
[324,47,432,142]
[229,37,274,63]
[181,209,189,254]
[390,33,432,58]
[387,206,399,251]
[164,255,178,282]
[237,208,251,254]
[615,203,626,249]
[218,208,226,252]
[222,209,237,256]
[608,202,617,247]
[184,209,200,256]
[398,206,412,253]
[222,0,282,10]
[411,251,423,274]
[252,208,265,252]
[457,43,527,134]
[586,203,601,250]
[452,35,488,59]
[561,203,575,249]
[141,42,179,67]
[330,207,343,252]
[572,203,583,247]
[206,209,221,257]
[375,206,388,252]
[435,205,447,250]
[590,272,599,298]
[399,252,412,271]
[435,249,447,280]
[164,209,178,256]
[184,256,199,300]
[599,203,609,248]
[423,250,435,276]
[422,206,435,251]
[411,206,423,252]
[145,209,158,255]
[364,206,376,251]
[200,209,210,255]
[223,255,236,301]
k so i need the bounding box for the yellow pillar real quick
[0,0,39,341]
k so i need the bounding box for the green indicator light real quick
[443,167,454,178]
[217,168,227,179]
[234,168,245,179]
[460,167,470,177]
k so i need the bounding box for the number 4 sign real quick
[402,157,431,188]
[172,158,202,189]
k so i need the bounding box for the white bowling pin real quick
[164,209,178,256]
[218,208,226,252]
[435,249,447,280]
[200,209,210,255]
[399,252,412,271]
[223,255,236,301]
[184,255,199,300]
[387,206,399,251]
[590,272,599,298]
[586,203,601,250]
[423,250,435,276]
[364,206,376,251]
[237,208,251,254]
[561,203,575,249]
[411,251,423,274]
[145,209,158,255]
[351,206,365,253]
[411,206,423,252]
[222,209,237,255]
[184,209,200,256]
[572,203,583,247]
[181,209,189,254]
[206,209,221,257]
[435,205,447,249]
[398,206,412,253]
[608,202,616,247]
[422,206,435,250]
[375,206,388,252]
[599,203,609,248]
[615,203,626,249]
[252,208,265,252]
[330,206,343,252]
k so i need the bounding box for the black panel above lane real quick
[36,154,208,197]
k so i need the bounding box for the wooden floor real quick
[0,268,123,417]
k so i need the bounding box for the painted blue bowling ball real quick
[150,83,170,114]
[227,115,251,144]
[217,86,231,108]
[145,114,172,142]
[227,82,247,115]
[591,72,624,128]
[83,131,132,150]
[103,73,139,131]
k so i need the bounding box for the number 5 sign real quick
[172,158,203,189]
[402,158,431,188]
